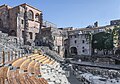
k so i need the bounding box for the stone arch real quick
[70,47,77,55]
[27,42,31,46]
[115,49,120,55]
[35,13,40,21]
[28,10,34,20]
[9,30,16,36]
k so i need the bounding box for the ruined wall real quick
[9,6,19,36]
[0,5,10,32]
[0,31,21,52]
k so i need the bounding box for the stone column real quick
[11,51,13,60]
[8,51,10,61]
[15,50,17,59]
[39,13,43,34]
[18,50,20,58]
[24,6,29,45]
[2,50,5,66]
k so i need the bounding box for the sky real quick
[0,0,120,28]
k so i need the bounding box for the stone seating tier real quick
[0,54,52,84]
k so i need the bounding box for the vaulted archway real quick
[28,10,34,20]
[70,47,77,55]
[9,30,16,36]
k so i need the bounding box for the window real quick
[35,13,39,21]
[74,40,77,44]
[29,32,33,39]
[71,47,77,55]
[82,47,84,49]
[36,41,39,45]
[22,31,24,38]
[21,20,24,24]
[28,10,34,20]
[82,50,85,53]
[82,40,85,43]
[9,30,16,36]
[74,35,76,38]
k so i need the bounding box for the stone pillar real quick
[24,6,29,45]
[15,50,17,59]
[2,50,5,66]
[18,50,20,58]
[11,51,13,60]
[39,13,43,34]
[8,51,10,61]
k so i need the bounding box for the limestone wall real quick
[0,31,22,52]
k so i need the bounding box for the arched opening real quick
[27,42,31,46]
[115,49,120,55]
[0,19,3,28]
[35,13,40,21]
[14,38,17,44]
[70,47,77,55]
[28,10,34,20]
[9,30,16,36]
[64,49,67,58]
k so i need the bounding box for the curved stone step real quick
[48,60,55,65]
[27,54,39,58]
[7,69,20,84]
[0,66,8,83]
[0,77,4,84]
[38,57,48,63]
[35,56,46,61]
[39,78,48,84]
[29,76,42,84]
[20,59,31,72]
[21,73,35,84]
[29,55,42,60]
[12,57,26,69]
[28,60,36,75]
[34,62,41,77]
[42,58,50,64]
[7,68,35,84]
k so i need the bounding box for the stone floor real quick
[67,69,81,84]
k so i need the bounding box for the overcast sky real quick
[0,0,120,28]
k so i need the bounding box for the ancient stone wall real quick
[0,31,22,52]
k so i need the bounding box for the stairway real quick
[0,52,70,84]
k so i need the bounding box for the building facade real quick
[35,21,66,57]
[0,3,42,46]
[65,21,120,57]
[67,30,91,57]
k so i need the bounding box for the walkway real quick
[71,61,120,70]
[67,67,81,84]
